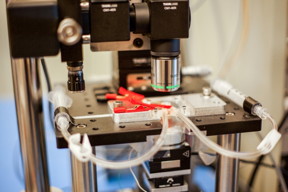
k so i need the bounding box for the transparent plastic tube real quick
[48,85,72,109]
[49,85,73,130]
[58,110,169,169]
[177,110,263,160]
[253,105,278,130]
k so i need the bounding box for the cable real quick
[240,158,288,192]
[241,157,273,169]
[129,149,147,192]
[247,111,288,190]
[40,58,54,128]
[278,110,288,132]
[247,155,265,189]
[256,133,288,192]
[41,58,52,92]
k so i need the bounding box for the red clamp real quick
[105,87,171,113]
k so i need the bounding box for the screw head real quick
[58,18,82,46]
[226,112,235,116]
[202,87,212,97]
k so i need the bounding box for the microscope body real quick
[7,0,190,93]
[6,0,192,191]
[7,0,261,191]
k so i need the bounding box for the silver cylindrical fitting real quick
[80,1,89,11]
[151,57,180,92]
[82,35,91,44]
[58,18,82,46]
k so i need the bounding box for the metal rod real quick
[71,153,95,192]
[216,133,241,192]
[91,147,98,192]
[73,114,112,120]
[91,159,98,192]
[11,58,50,192]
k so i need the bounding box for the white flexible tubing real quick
[253,105,278,130]
[60,110,169,169]
[176,110,262,160]
[267,115,278,130]
[51,85,170,169]
[48,85,72,109]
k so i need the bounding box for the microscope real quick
[6,0,271,192]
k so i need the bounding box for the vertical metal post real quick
[11,58,50,192]
[216,133,240,192]
[91,159,98,192]
[71,153,96,192]
[91,147,98,192]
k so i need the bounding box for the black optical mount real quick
[6,0,190,92]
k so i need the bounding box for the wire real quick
[129,149,147,192]
[240,158,275,169]
[41,58,52,92]
[40,58,54,128]
[278,110,288,132]
[256,133,288,192]
[240,158,288,192]
[248,111,288,190]
[247,155,265,189]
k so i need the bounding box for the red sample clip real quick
[105,87,171,113]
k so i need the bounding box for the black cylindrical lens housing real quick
[67,61,85,92]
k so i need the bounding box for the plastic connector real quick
[212,79,264,115]
[69,134,92,162]
[56,115,70,131]
[198,151,216,166]
[253,105,269,119]
[48,85,73,109]
[257,129,281,154]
